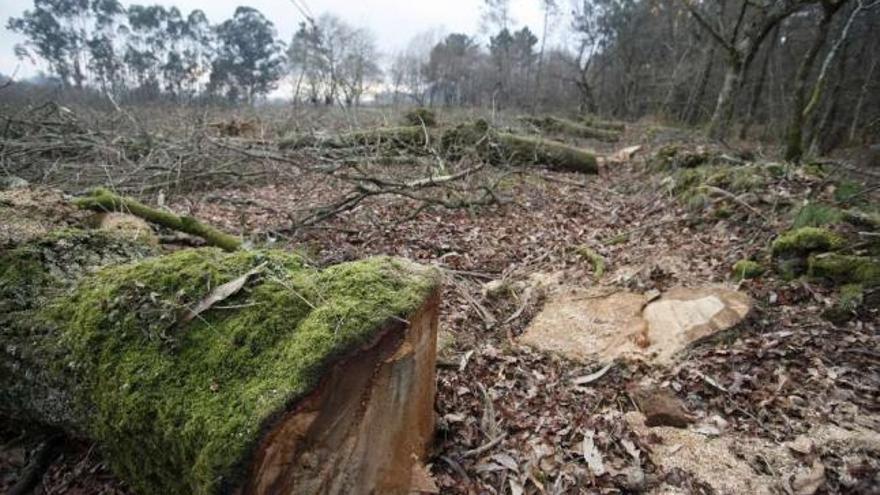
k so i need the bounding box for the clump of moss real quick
[808,253,880,286]
[732,260,764,280]
[686,193,710,212]
[575,245,605,279]
[822,283,864,325]
[51,249,439,494]
[402,107,437,127]
[771,227,844,257]
[792,203,844,229]
[652,145,710,171]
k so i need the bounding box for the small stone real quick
[787,436,815,455]
[631,387,695,428]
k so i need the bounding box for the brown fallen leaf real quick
[181,261,268,324]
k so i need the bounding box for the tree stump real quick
[1,186,441,494]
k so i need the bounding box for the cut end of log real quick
[240,289,439,495]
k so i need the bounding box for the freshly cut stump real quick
[2,216,441,494]
[520,286,751,364]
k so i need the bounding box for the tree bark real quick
[740,26,779,140]
[785,1,844,163]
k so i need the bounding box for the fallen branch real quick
[73,187,242,251]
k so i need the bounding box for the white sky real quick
[1,0,565,80]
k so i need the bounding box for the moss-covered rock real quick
[732,260,764,280]
[808,253,880,287]
[48,249,438,494]
[771,227,844,257]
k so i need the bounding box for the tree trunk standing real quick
[808,39,850,154]
[684,0,816,140]
[707,58,743,139]
[684,45,716,124]
[785,1,844,163]
[848,49,878,143]
[740,26,780,140]
[801,0,873,130]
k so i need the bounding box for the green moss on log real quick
[341,125,429,147]
[48,248,438,494]
[520,115,620,142]
[581,115,625,132]
[439,120,597,174]
[496,133,598,174]
[74,188,241,251]
[402,108,437,127]
[808,253,880,286]
[1,228,156,315]
[771,227,844,257]
[732,259,764,280]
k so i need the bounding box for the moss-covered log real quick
[496,133,598,173]
[1,204,441,494]
[279,126,430,150]
[520,115,620,142]
[580,115,626,132]
[440,121,598,174]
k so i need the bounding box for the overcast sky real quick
[1,0,565,80]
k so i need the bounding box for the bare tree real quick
[683,0,818,139]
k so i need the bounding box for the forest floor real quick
[1,107,878,494]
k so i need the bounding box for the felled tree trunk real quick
[1,187,441,495]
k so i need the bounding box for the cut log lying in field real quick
[496,133,598,174]
[1,188,441,495]
[279,126,429,150]
[441,120,598,174]
[581,115,626,132]
[520,115,620,142]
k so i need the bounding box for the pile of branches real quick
[0,101,513,233]
[0,102,275,195]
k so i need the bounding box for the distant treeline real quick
[7,0,880,155]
